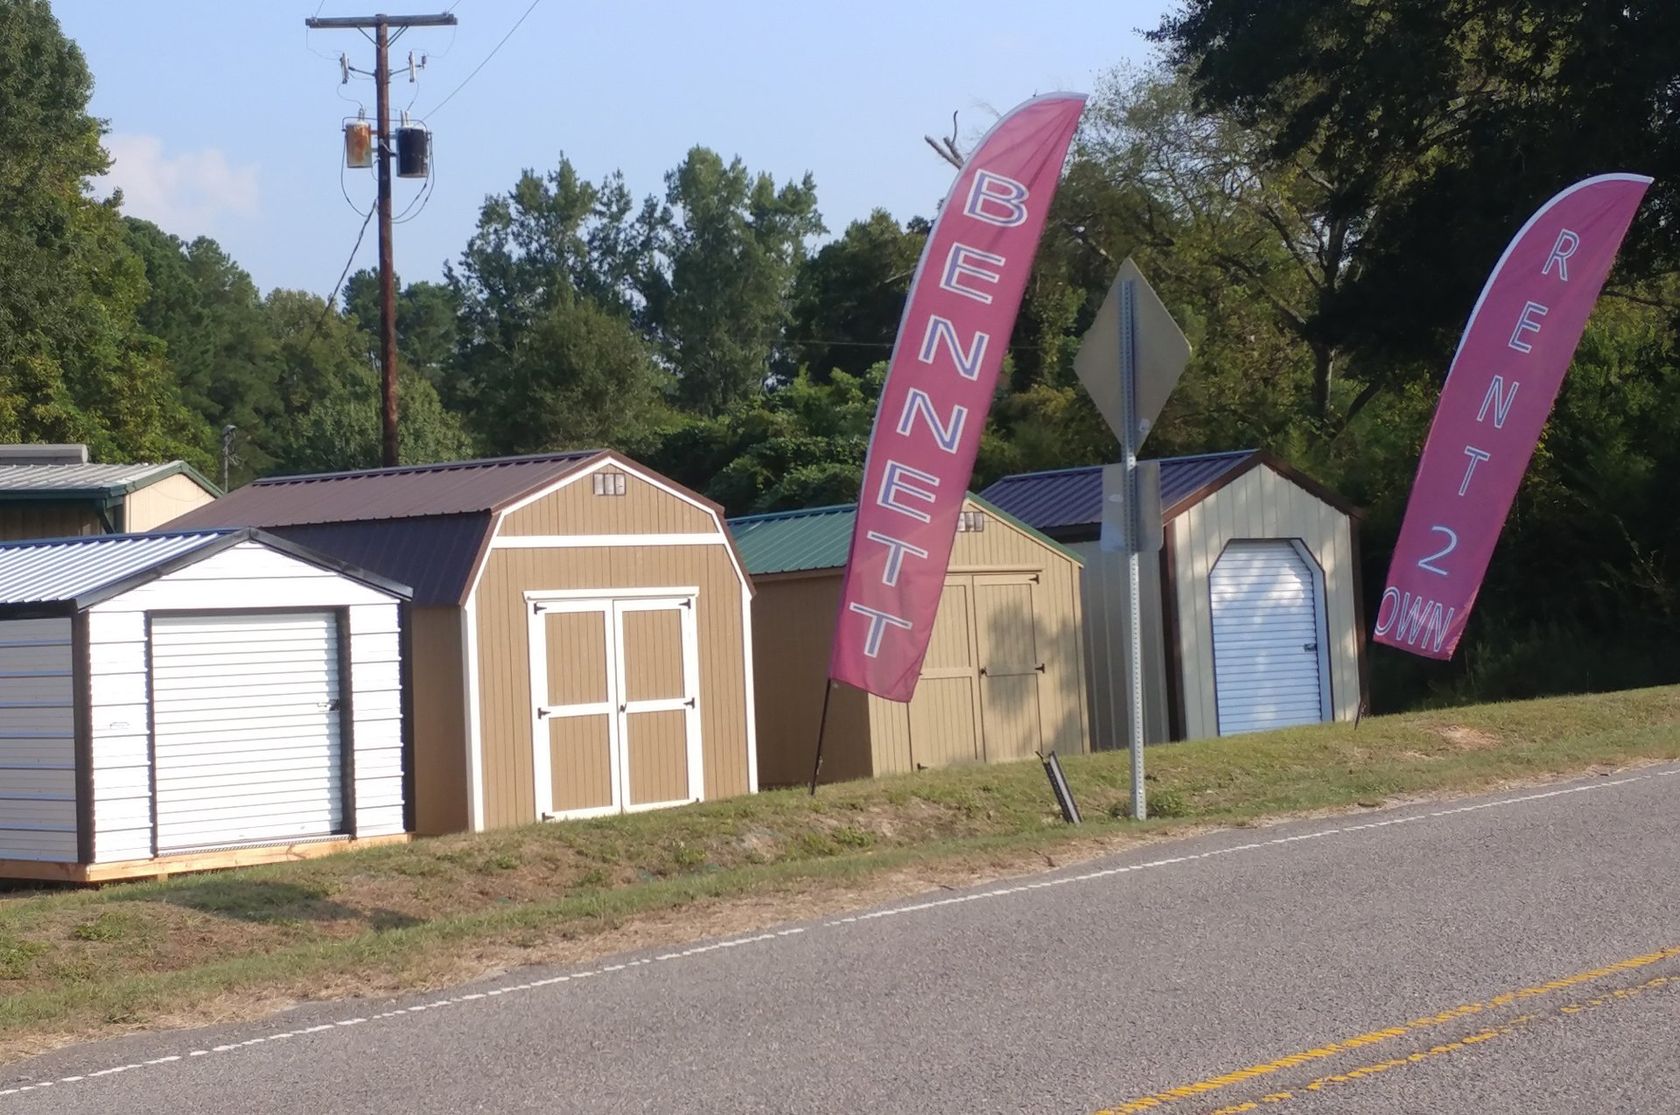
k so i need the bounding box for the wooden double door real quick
[528,593,702,820]
[908,572,1045,769]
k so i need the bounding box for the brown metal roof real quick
[269,515,489,606]
[166,451,604,529]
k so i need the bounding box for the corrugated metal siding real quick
[0,618,76,862]
[0,502,102,542]
[124,472,216,532]
[85,542,406,863]
[166,452,600,529]
[501,470,715,536]
[1068,540,1171,750]
[473,545,750,829]
[347,603,405,836]
[150,613,346,852]
[978,451,1258,535]
[1170,466,1359,739]
[408,606,469,835]
[271,516,491,606]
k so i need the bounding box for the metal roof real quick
[0,527,411,614]
[0,460,218,500]
[0,531,230,605]
[166,451,604,529]
[271,514,490,606]
[728,494,1077,577]
[978,450,1259,537]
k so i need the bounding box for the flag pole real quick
[808,679,835,795]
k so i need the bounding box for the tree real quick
[1152,1,1680,371]
[342,271,461,391]
[0,1,203,466]
[475,293,670,456]
[637,147,824,414]
[785,210,926,382]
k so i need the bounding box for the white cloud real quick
[95,134,260,236]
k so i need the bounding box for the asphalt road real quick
[5,763,1678,1114]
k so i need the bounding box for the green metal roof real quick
[728,494,1080,577]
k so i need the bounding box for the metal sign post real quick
[1075,259,1191,823]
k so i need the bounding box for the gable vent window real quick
[957,509,986,533]
[592,471,627,497]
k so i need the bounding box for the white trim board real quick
[492,533,727,549]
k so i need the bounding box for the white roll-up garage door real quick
[1209,541,1330,735]
[151,612,345,853]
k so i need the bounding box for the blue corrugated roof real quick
[978,450,1258,535]
[728,494,1078,577]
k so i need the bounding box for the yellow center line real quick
[1204,974,1675,1114]
[1094,944,1680,1114]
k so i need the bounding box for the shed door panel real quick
[974,576,1044,763]
[1209,541,1330,735]
[905,578,982,769]
[614,599,700,810]
[151,613,344,853]
[547,714,614,814]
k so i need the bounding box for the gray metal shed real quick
[982,451,1367,748]
[0,528,411,882]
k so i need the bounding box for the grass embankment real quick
[2,685,1677,1057]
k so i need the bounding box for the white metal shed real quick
[0,528,412,882]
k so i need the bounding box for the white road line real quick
[3,765,1673,1100]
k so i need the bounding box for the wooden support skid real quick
[0,833,411,884]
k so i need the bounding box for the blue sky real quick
[60,0,1168,296]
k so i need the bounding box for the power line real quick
[419,0,540,118]
[303,199,379,350]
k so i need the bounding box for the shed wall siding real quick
[1069,541,1170,750]
[0,618,76,861]
[125,473,215,532]
[1170,467,1359,739]
[409,606,469,835]
[473,544,750,829]
[0,503,100,541]
[500,471,715,537]
[85,542,404,862]
[747,572,872,788]
[866,512,1089,773]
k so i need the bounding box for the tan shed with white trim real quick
[731,495,1088,787]
[166,452,757,833]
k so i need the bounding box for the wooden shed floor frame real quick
[0,833,411,884]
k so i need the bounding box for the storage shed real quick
[731,494,1088,788]
[167,451,756,834]
[981,450,1366,747]
[0,444,219,540]
[0,528,410,882]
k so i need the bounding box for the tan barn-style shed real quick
[0,444,218,540]
[168,452,756,833]
[982,450,1367,748]
[730,494,1088,788]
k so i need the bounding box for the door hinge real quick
[1035,663,1046,673]
[532,602,543,615]
[537,708,551,719]
[1030,573,1040,584]
[978,666,988,677]
[684,697,696,708]
[682,598,692,608]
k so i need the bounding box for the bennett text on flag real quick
[829,93,1086,700]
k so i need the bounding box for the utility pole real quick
[304,12,456,467]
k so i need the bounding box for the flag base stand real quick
[808,679,835,796]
